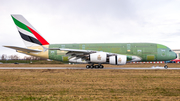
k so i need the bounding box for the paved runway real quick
[0,67,180,69]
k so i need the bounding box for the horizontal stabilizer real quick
[4,46,42,52]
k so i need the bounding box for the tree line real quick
[0,54,46,60]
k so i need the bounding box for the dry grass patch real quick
[0,70,180,100]
[0,63,180,68]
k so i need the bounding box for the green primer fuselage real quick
[48,43,176,62]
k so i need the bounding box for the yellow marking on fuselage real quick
[17,45,49,59]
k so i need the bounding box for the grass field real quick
[0,63,180,68]
[0,68,180,100]
[0,60,63,64]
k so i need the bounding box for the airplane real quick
[4,14,177,69]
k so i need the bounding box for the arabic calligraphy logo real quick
[97,55,101,60]
[118,57,122,63]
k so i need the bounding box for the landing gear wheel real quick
[95,65,100,69]
[99,65,104,69]
[164,65,168,69]
[86,65,90,69]
[90,65,94,69]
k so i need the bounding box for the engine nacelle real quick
[109,55,127,65]
[90,52,107,63]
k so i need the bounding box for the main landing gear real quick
[86,64,104,69]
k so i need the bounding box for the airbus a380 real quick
[4,15,177,69]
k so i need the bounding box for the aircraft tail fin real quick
[11,14,49,47]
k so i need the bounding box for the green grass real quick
[0,60,33,63]
[0,60,63,64]
[0,70,180,100]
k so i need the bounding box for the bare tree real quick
[1,54,7,60]
[23,56,46,60]
[13,55,19,60]
[24,56,31,60]
[23,56,40,60]
[8,55,19,60]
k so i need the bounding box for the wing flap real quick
[4,46,42,52]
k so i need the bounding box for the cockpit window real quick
[169,50,172,52]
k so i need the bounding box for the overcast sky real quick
[1,0,180,58]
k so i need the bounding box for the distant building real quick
[172,49,180,59]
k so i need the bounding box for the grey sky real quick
[1,0,180,58]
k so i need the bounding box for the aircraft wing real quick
[48,48,116,60]
[4,46,42,52]
[49,48,97,56]
[48,48,141,62]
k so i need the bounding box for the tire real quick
[86,65,90,69]
[95,65,100,69]
[99,65,104,69]
[90,65,94,69]
[164,65,168,69]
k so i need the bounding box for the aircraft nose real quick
[175,53,177,59]
[172,52,177,60]
[170,51,177,60]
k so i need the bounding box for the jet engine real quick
[109,55,127,65]
[89,52,107,63]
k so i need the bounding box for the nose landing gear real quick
[164,63,168,69]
